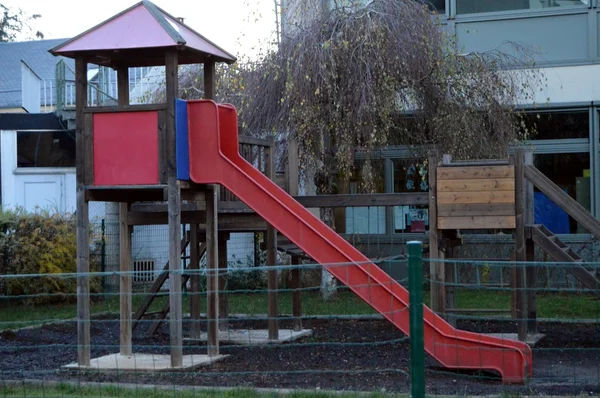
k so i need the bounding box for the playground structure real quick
[47,0,600,386]
[428,153,600,342]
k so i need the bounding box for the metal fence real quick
[1,246,599,397]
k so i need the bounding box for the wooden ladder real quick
[131,234,191,332]
[528,224,600,297]
[144,243,207,337]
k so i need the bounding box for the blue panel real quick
[176,98,190,181]
[534,192,569,234]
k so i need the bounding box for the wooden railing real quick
[219,136,277,204]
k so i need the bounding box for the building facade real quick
[281,0,600,260]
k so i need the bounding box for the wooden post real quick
[524,151,537,335]
[291,255,303,332]
[265,142,279,340]
[119,203,133,356]
[428,151,443,314]
[444,244,456,327]
[189,223,201,340]
[203,59,219,355]
[204,62,215,100]
[206,186,220,356]
[75,56,90,366]
[166,50,183,367]
[513,149,527,341]
[288,140,302,332]
[526,236,536,334]
[287,139,299,196]
[117,67,129,107]
[218,233,229,332]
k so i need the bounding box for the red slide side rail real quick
[186,100,532,384]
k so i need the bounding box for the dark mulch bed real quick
[1,315,599,395]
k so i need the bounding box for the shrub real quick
[0,207,102,305]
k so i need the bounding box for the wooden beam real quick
[296,193,429,208]
[206,185,220,356]
[444,245,455,327]
[127,211,267,230]
[265,144,279,340]
[238,135,274,147]
[428,151,442,314]
[83,113,94,185]
[158,110,168,184]
[119,203,132,356]
[437,191,515,205]
[218,233,229,332]
[75,56,90,367]
[438,216,516,230]
[437,178,514,192]
[526,237,536,335]
[524,152,536,336]
[117,67,129,107]
[189,224,201,340]
[83,104,167,113]
[166,50,183,368]
[287,139,299,196]
[437,203,515,217]
[86,187,166,203]
[437,166,515,180]
[291,255,303,332]
[513,150,527,342]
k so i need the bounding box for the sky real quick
[2,0,279,58]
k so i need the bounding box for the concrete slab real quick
[484,333,545,346]
[185,328,313,345]
[63,353,228,372]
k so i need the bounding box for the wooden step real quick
[529,225,600,296]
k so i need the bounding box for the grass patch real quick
[0,383,398,397]
[1,287,598,332]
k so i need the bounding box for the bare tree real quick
[172,0,543,297]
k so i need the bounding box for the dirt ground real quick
[1,315,599,396]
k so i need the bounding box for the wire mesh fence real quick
[1,245,600,397]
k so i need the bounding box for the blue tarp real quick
[534,191,569,234]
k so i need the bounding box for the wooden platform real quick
[63,353,228,372]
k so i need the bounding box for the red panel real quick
[93,112,159,185]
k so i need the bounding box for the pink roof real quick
[50,0,236,66]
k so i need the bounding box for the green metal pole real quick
[408,240,425,398]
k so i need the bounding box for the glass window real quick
[17,131,76,168]
[523,110,589,140]
[346,159,386,234]
[423,0,446,13]
[392,159,429,233]
[456,0,588,15]
[533,153,590,234]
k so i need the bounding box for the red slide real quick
[186,100,532,384]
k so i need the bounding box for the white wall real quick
[515,64,600,106]
[0,129,105,220]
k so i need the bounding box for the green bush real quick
[0,207,102,305]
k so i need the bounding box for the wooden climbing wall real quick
[436,165,516,229]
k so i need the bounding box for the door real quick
[15,174,64,213]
